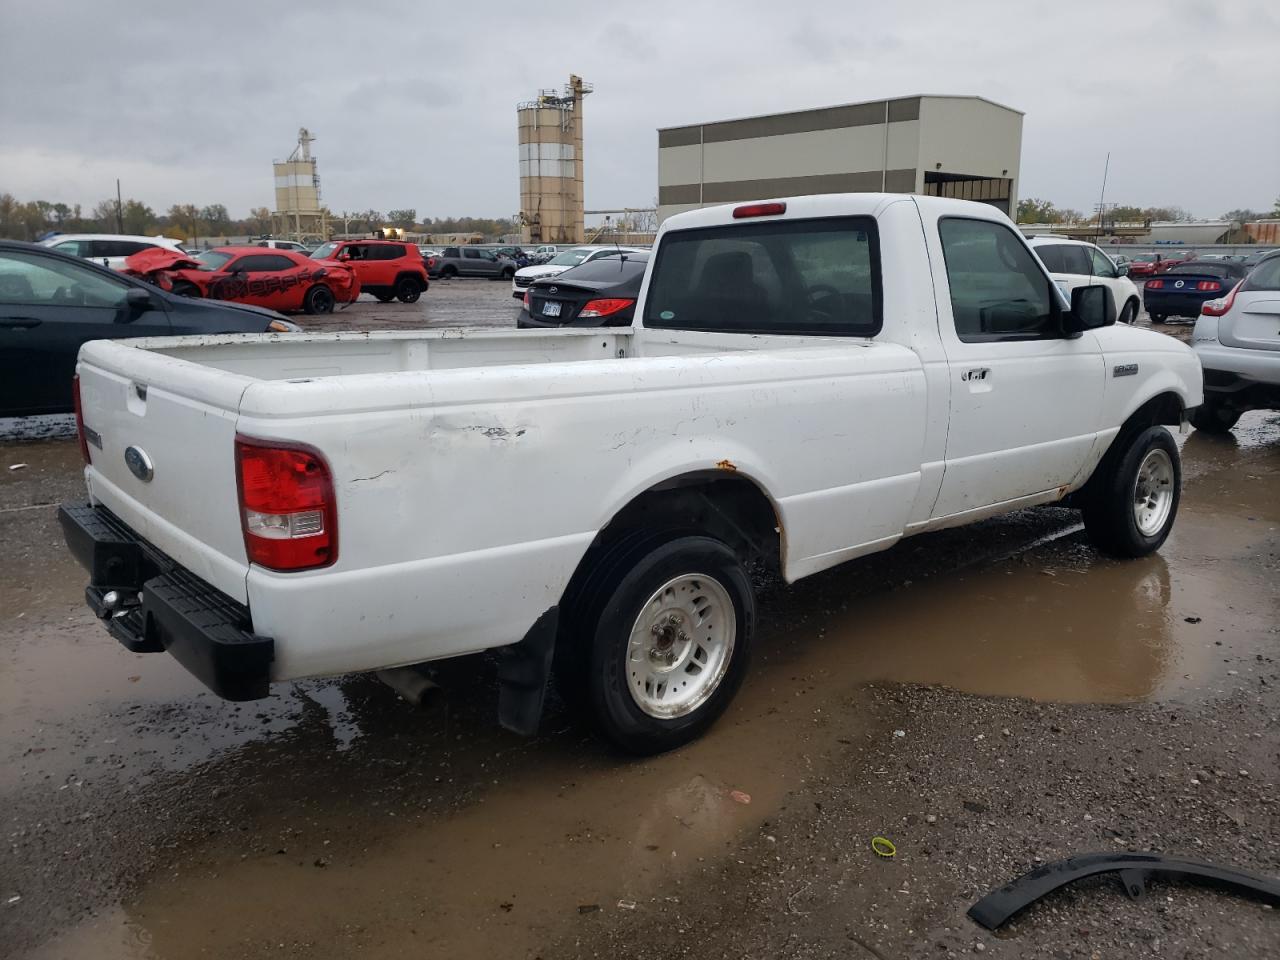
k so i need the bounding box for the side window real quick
[443,247,460,258]
[1034,245,1066,273]
[938,218,1056,342]
[645,216,881,337]
[463,249,480,259]
[52,240,87,257]
[0,250,130,307]
[231,254,294,272]
[116,241,151,257]
[1087,247,1117,278]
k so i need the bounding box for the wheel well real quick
[562,473,782,603]
[1077,391,1184,502]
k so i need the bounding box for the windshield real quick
[194,250,234,271]
[310,242,339,260]
[548,248,593,266]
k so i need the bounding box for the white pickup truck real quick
[60,194,1202,754]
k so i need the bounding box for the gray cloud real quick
[0,0,1276,219]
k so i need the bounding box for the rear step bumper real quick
[58,501,273,701]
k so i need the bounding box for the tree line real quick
[0,194,519,243]
[1017,197,1280,225]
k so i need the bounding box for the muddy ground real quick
[1,283,1277,959]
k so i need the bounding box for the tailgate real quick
[76,340,255,602]
[1219,294,1280,352]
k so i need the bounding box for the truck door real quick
[927,215,1104,519]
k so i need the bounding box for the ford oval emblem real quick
[124,446,154,483]
[548,286,558,294]
[1174,280,1184,288]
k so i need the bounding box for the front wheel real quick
[1190,395,1241,434]
[303,284,336,315]
[170,280,201,298]
[1082,426,1181,558]
[374,292,396,303]
[395,276,422,303]
[570,534,755,755]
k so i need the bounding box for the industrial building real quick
[517,76,591,245]
[657,95,1022,223]
[272,128,328,243]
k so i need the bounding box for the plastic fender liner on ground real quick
[968,852,1280,930]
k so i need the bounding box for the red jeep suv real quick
[309,239,429,303]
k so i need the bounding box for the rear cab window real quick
[1240,257,1280,291]
[644,217,882,337]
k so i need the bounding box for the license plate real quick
[541,301,562,317]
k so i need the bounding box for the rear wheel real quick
[560,532,755,755]
[501,267,515,281]
[1149,312,1166,323]
[1118,300,1137,324]
[441,266,458,279]
[374,292,396,303]
[1190,395,1242,434]
[1082,426,1181,558]
[303,284,336,315]
[395,276,423,303]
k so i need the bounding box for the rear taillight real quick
[1195,280,1221,292]
[1201,281,1241,318]
[235,436,337,571]
[578,297,636,319]
[427,257,437,268]
[1146,279,1163,289]
[523,291,530,307]
[72,374,91,464]
[733,201,786,219]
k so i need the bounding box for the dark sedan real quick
[0,240,299,417]
[517,251,650,328]
[1143,260,1250,322]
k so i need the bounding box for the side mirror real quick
[1064,284,1115,335]
[117,287,154,323]
[1117,263,1130,277]
[336,251,350,261]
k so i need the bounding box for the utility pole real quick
[115,179,124,233]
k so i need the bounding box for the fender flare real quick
[969,852,1280,930]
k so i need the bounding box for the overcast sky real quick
[1,0,1277,221]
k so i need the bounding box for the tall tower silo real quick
[271,128,328,242]
[518,75,591,245]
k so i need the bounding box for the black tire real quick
[170,280,201,298]
[1149,312,1166,323]
[395,276,422,303]
[1081,425,1181,558]
[303,284,336,315]
[501,267,515,281]
[374,292,396,303]
[1119,300,1137,324]
[561,532,755,755]
[1190,395,1242,434]
[441,266,458,279]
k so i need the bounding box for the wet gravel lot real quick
[1,281,1276,959]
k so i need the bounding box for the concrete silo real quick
[517,75,591,245]
[271,128,328,243]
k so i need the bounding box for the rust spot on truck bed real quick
[716,459,737,472]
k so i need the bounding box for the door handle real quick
[0,318,42,329]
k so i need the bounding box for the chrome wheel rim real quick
[626,574,736,719]
[1133,447,1174,537]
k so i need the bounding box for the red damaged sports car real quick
[124,246,359,314]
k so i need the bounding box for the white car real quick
[512,245,646,298]
[62,193,1200,754]
[251,239,311,253]
[1190,251,1280,433]
[40,233,188,272]
[1029,237,1142,324]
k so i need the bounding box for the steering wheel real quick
[806,284,842,317]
